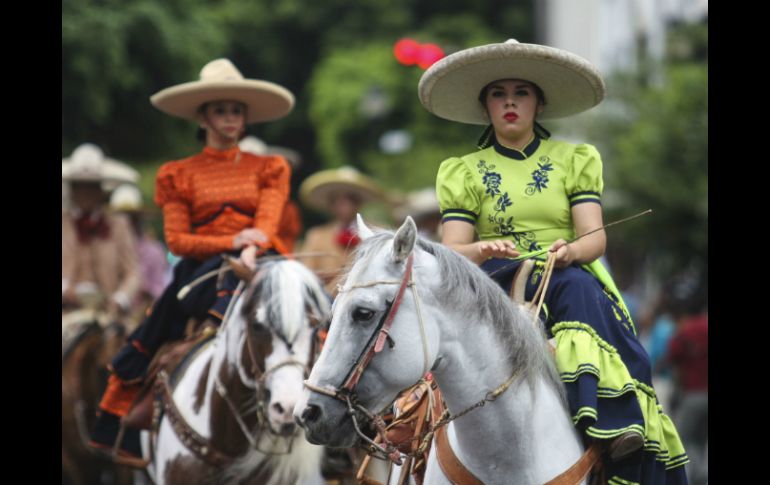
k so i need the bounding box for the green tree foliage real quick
[591,22,708,284]
[63,0,535,164]
[62,0,229,160]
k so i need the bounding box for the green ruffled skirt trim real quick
[552,321,688,470]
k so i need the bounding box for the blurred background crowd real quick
[63,1,707,483]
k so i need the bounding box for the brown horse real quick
[62,312,134,485]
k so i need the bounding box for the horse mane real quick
[349,231,565,399]
[241,259,331,345]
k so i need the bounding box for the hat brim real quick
[62,159,139,185]
[299,171,384,213]
[418,42,605,123]
[150,80,295,124]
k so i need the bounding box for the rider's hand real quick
[239,244,259,271]
[549,239,575,268]
[233,228,268,249]
[476,240,520,259]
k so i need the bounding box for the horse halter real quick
[215,311,321,455]
[304,252,432,463]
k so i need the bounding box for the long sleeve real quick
[253,155,290,240]
[153,149,291,260]
[111,214,141,304]
[161,200,235,258]
[62,212,77,294]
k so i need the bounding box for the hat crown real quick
[504,39,520,44]
[199,58,244,83]
[110,184,143,210]
[238,136,269,155]
[69,143,104,173]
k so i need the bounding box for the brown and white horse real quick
[145,259,330,485]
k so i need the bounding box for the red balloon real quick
[394,38,420,66]
[417,43,445,69]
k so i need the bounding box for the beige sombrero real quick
[150,58,295,124]
[393,187,440,222]
[62,143,139,190]
[239,135,303,169]
[299,166,384,212]
[418,39,605,124]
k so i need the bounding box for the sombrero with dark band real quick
[418,39,605,124]
[150,59,295,124]
[299,166,384,213]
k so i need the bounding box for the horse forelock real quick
[242,260,330,346]
[348,231,564,398]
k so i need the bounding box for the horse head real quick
[236,259,331,439]
[295,216,444,448]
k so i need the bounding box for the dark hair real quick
[476,80,550,148]
[196,103,209,142]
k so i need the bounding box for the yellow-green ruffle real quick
[552,322,689,470]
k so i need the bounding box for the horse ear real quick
[356,213,374,240]
[391,216,417,263]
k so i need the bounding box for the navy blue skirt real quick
[480,258,689,485]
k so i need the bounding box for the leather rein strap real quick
[156,370,235,468]
[339,253,414,392]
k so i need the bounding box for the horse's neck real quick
[192,315,260,457]
[432,315,584,484]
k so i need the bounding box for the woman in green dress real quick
[419,39,688,485]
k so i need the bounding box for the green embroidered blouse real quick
[436,135,632,326]
[436,136,603,254]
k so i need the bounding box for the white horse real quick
[296,217,588,484]
[145,259,329,485]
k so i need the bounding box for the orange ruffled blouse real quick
[154,146,290,260]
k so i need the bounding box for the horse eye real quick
[352,308,375,322]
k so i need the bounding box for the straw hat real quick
[62,144,139,190]
[238,135,303,169]
[150,58,295,124]
[394,188,440,222]
[110,184,143,212]
[299,166,384,212]
[418,39,605,124]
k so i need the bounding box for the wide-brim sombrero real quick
[239,136,303,169]
[299,166,384,213]
[418,39,605,124]
[151,59,295,124]
[393,187,440,222]
[62,143,139,187]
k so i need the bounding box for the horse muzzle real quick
[294,393,358,447]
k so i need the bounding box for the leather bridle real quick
[304,253,428,463]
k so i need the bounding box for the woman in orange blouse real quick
[90,59,295,461]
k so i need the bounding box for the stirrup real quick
[110,421,150,469]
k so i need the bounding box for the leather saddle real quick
[121,325,216,430]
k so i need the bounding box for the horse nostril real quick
[272,402,285,415]
[301,404,321,423]
[281,422,296,435]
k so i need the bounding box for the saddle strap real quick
[543,442,603,485]
[156,370,235,468]
[434,423,484,485]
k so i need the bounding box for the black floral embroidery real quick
[525,156,554,195]
[479,161,502,196]
[477,160,541,252]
